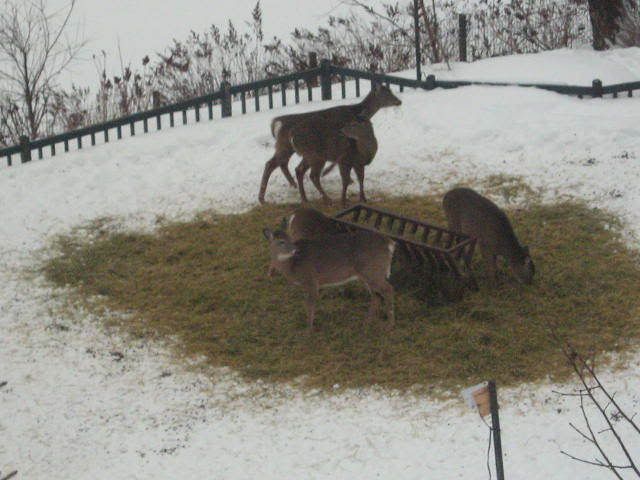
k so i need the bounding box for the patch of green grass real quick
[43,194,640,392]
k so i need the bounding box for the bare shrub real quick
[615,0,640,47]
[0,0,85,143]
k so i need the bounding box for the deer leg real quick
[338,162,353,207]
[368,279,395,327]
[295,159,310,203]
[365,290,382,324]
[280,159,297,188]
[304,284,319,330]
[480,244,498,286]
[258,154,280,204]
[259,145,296,203]
[309,163,332,204]
[354,164,367,203]
[322,162,337,177]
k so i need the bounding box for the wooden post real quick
[19,135,31,163]
[425,74,436,90]
[592,78,603,98]
[308,52,318,87]
[413,0,422,81]
[320,59,332,101]
[458,14,468,62]
[221,81,232,118]
[488,380,505,480]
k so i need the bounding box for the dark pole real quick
[413,0,422,81]
[488,380,505,480]
[458,14,468,62]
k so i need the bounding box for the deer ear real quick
[263,228,274,241]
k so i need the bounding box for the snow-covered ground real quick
[411,46,640,85]
[2,48,640,479]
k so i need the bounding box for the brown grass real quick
[43,192,640,393]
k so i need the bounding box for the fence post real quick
[592,79,603,98]
[308,52,319,87]
[425,74,436,90]
[320,59,332,101]
[488,380,505,480]
[413,0,422,81]
[221,81,232,118]
[458,14,468,62]
[19,135,31,163]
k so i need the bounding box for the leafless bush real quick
[464,0,590,60]
[554,337,640,479]
[0,0,596,147]
[0,0,85,143]
[615,0,640,47]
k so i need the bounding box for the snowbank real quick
[408,47,640,85]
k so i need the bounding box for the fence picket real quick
[2,63,639,167]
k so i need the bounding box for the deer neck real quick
[357,93,381,119]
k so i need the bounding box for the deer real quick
[287,207,341,242]
[258,84,401,204]
[442,187,535,285]
[290,117,378,206]
[262,225,396,329]
[266,207,340,277]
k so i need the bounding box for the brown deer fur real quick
[442,187,535,285]
[263,227,396,329]
[287,207,341,242]
[258,84,401,204]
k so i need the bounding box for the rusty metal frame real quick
[332,204,478,295]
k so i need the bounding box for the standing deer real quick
[263,226,396,329]
[442,187,535,285]
[290,118,377,206]
[258,84,401,204]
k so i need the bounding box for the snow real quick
[409,47,640,85]
[2,47,640,479]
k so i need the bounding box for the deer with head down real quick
[263,220,396,329]
[442,187,535,285]
[258,84,401,204]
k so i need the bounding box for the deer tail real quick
[271,118,283,138]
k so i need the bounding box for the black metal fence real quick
[2,60,639,168]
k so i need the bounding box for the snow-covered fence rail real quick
[2,60,640,168]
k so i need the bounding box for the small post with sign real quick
[462,380,505,480]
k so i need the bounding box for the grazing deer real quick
[442,187,535,285]
[267,207,341,277]
[263,226,396,329]
[258,84,401,204]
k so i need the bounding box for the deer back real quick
[287,207,342,242]
[443,187,534,283]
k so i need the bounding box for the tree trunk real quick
[588,0,625,50]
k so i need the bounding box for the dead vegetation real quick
[43,191,640,393]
